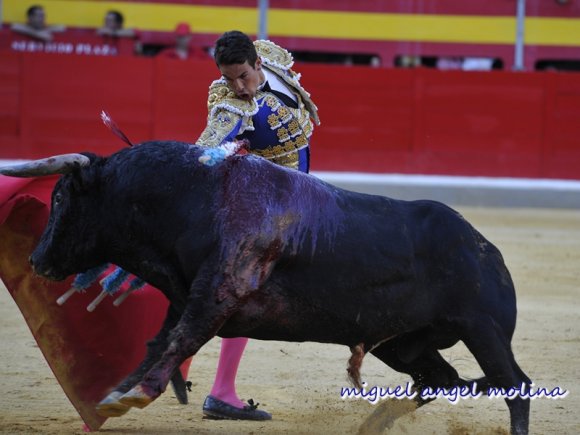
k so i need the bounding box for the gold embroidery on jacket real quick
[198,41,318,153]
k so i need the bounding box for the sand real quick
[1,206,578,434]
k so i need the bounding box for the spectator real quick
[158,22,209,60]
[96,10,136,38]
[436,56,495,71]
[436,56,463,70]
[462,57,494,71]
[11,5,65,42]
[369,56,382,68]
[398,55,421,68]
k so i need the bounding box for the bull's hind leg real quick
[364,342,466,433]
[371,342,463,405]
[461,319,531,435]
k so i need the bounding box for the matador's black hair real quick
[214,30,258,67]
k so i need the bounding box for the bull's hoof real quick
[119,385,155,409]
[96,391,131,417]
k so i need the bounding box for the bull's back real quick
[217,158,518,337]
[270,191,517,338]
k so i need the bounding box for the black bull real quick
[22,141,529,434]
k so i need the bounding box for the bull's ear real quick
[70,153,101,192]
[80,152,99,163]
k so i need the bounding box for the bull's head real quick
[1,153,106,280]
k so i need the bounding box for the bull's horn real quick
[0,153,90,177]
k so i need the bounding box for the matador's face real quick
[219,58,265,102]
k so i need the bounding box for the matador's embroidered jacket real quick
[196,40,320,172]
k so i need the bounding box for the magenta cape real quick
[0,175,190,431]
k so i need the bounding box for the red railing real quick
[0,51,579,180]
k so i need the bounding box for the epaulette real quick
[254,40,294,71]
[254,40,320,126]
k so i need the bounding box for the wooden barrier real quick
[0,51,578,179]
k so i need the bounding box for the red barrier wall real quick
[0,52,579,180]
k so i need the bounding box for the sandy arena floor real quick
[0,206,578,434]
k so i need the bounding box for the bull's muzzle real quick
[29,252,66,281]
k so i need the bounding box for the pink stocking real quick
[209,337,249,408]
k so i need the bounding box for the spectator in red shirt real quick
[158,22,210,60]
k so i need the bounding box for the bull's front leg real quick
[96,303,182,416]
[118,239,280,410]
[118,280,241,410]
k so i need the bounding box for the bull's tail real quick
[479,240,518,343]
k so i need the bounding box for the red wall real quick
[0,51,579,180]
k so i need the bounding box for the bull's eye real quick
[54,193,63,205]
